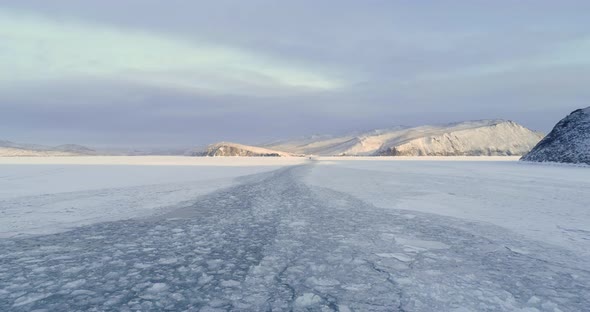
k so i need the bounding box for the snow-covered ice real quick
[0,156,305,237]
[0,156,588,311]
[306,158,590,258]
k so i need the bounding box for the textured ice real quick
[295,293,322,307]
[306,159,590,258]
[394,237,450,250]
[0,165,588,311]
[0,160,298,238]
[375,253,414,262]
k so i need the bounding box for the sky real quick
[1,1,589,148]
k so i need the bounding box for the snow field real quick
[306,159,590,258]
[0,157,588,311]
[0,157,305,237]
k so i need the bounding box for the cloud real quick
[0,9,343,96]
[1,2,589,147]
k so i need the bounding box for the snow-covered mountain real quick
[0,147,81,157]
[521,107,590,165]
[0,140,96,156]
[52,144,96,154]
[0,140,47,151]
[192,142,294,157]
[265,120,543,156]
[2,119,544,157]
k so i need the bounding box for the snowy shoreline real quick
[0,155,522,165]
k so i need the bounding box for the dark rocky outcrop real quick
[521,107,590,165]
[193,142,290,157]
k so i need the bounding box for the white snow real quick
[295,293,322,306]
[1,156,589,311]
[375,253,413,262]
[146,283,169,293]
[0,147,80,157]
[12,293,51,307]
[306,157,590,257]
[62,279,86,289]
[266,120,542,156]
[197,142,295,157]
[384,121,542,156]
[394,237,450,250]
[0,156,305,237]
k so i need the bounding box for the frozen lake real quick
[0,157,588,311]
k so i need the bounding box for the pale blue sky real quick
[1,1,589,148]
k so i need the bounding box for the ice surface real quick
[0,157,304,237]
[0,156,305,200]
[306,159,590,258]
[0,158,588,311]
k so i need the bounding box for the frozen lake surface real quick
[0,157,588,311]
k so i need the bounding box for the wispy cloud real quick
[1,1,588,147]
[0,9,343,95]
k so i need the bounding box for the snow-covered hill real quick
[266,120,543,156]
[377,121,543,156]
[2,119,543,158]
[521,107,590,165]
[0,147,82,157]
[0,140,95,156]
[193,142,295,157]
[52,144,96,154]
[0,140,47,151]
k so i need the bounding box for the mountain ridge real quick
[262,119,543,156]
[191,142,294,157]
[0,140,96,156]
[3,119,545,157]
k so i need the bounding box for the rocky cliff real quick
[521,107,590,165]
